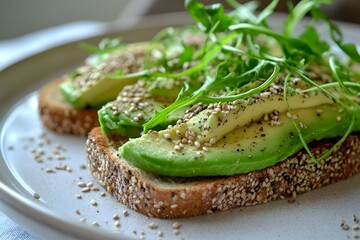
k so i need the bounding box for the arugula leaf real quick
[300,25,330,55]
[79,38,122,55]
[310,7,360,62]
[256,0,279,24]
[140,0,360,135]
[185,0,232,32]
[283,0,331,37]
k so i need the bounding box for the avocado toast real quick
[38,29,203,135]
[86,0,360,218]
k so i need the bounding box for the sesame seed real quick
[354,215,360,224]
[75,194,82,199]
[354,234,360,239]
[353,225,360,231]
[123,210,129,216]
[194,141,201,148]
[79,218,86,223]
[75,210,80,215]
[172,222,181,229]
[115,220,121,228]
[33,192,40,199]
[100,192,106,197]
[90,199,97,206]
[45,168,55,173]
[209,137,216,145]
[92,222,99,227]
[148,223,157,229]
[164,133,171,139]
[157,230,163,237]
[77,182,86,187]
[82,187,91,193]
[173,229,180,235]
[341,220,350,230]
[113,214,119,220]
[336,116,342,122]
[170,204,178,209]
[86,181,94,187]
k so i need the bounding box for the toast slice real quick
[38,78,99,136]
[86,126,360,218]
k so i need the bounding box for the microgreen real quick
[140,0,360,135]
[79,38,123,55]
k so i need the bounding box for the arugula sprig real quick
[79,38,123,57]
[139,0,360,147]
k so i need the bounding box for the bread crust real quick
[38,79,99,135]
[86,127,360,218]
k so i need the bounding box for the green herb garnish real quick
[135,0,360,164]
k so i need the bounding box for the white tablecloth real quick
[0,211,37,240]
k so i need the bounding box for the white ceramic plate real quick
[1,13,360,240]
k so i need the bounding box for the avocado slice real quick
[59,42,159,109]
[120,103,360,177]
[98,80,187,137]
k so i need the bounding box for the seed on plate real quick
[353,225,360,231]
[123,210,129,216]
[77,182,86,187]
[100,192,106,197]
[90,199,97,206]
[45,168,55,173]
[92,221,99,227]
[114,220,120,228]
[82,187,90,193]
[113,214,119,220]
[341,220,350,230]
[173,229,180,235]
[79,217,86,223]
[157,230,163,237]
[148,222,157,229]
[75,194,82,199]
[86,181,94,187]
[33,192,40,199]
[75,210,80,215]
[172,222,181,229]
[355,215,360,224]
[92,187,100,191]
[354,234,360,239]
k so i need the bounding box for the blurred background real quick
[0,0,359,69]
[1,0,360,40]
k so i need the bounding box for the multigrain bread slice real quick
[86,126,360,219]
[38,78,99,136]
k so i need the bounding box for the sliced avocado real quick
[60,42,161,109]
[98,80,186,137]
[147,77,183,99]
[186,91,333,144]
[120,103,360,177]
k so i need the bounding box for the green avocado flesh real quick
[97,80,186,137]
[60,77,138,109]
[119,98,360,177]
[59,42,158,109]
